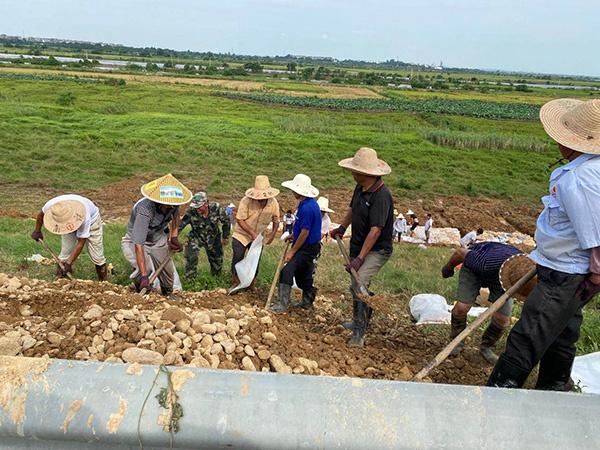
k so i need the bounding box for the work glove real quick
[138,275,151,293]
[60,261,73,277]
[576,277,600,303]
[345,256,364,274]
[31,230,43,241]
[441,264,454,278]
[330,225,346,240]
[168,236,182,252]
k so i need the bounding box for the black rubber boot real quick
[535,354,575,392]
[342,300,358,329]
[479,319,507,365]
[449,313,467,356]
[348,300,367,348]
[292,288,317,310]
[95,264,108,281]
[271,284,292,314]
[486,354,530,388]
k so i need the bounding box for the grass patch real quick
[424,130,550,152]
[264,82,328,94]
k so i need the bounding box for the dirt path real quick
[0,274,492,385]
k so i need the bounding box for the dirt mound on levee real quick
[0,274,492,385]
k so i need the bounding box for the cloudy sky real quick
[0,0,598,76]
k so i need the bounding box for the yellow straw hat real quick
[140,174,192,206]
[540,99,600,154]
[499,254,537,302]
[245,175,280,200]
[338,147,391,176]
[43,200,86,235]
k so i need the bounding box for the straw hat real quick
[227,203,236,208]
[282,174,319,198]
[338,147,391,176]
[499,254,537,302]
[44,200,86,235]
[317,197,334,213]
[141,174,192,205]
[406,209,415,216]
[245,175,280,200]
[540,99,600,154]
[397,213,405,219]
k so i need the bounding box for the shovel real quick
[38,239,74,280]
[412,266,537,382]
[139,252,174,295]
[265,241,291,308]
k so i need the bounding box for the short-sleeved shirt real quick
[424,218,433,231]
[321,213,332,236]
[294,198,322,245]
[464,242,521,281]
[232,197,280,246]
[460,230,478,247]
[126,198,178,245]
[283,213,295,226]
[530,154,600,274]
[349,181,394,256]
[42,194,100,239]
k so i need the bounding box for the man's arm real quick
[237,219,258,241]
[285,228,309,262]
[31,211,45,241]
[266,218,279,244]
[220,207,231,240]
[178,210,190,233]
[134,244,148,276]
[67,238,86,265]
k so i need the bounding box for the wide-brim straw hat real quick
[317,196,334,213]
[338,147,391,176]
[282,174,319,198]
[245,175,280,200]
[141,173,192,206]
[540,99,600,154]
[499,254,537,302]
[43,200,86,235]
[227,203,236,208]
[406,209,415,216]
[397,213,405,219]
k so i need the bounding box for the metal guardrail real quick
[0,356,598,449]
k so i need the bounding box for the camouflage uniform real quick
[179,194,230,278]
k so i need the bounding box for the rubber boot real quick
[270,283,292,314]
[535,354,575,392]
[479,319,506,365]
[292,287,317,310]
[449,313,467,356]
[95,264,108,281]
[486,354,530,388]
[348,300,367,348]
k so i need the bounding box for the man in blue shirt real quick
[488,98,600,390]
[271,174,322,313]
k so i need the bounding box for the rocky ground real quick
[0,273,494,385]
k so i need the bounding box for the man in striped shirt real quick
[442,242,522,363]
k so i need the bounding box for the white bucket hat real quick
[317,197,334,213]
[43,200,86,235]
[540,99,600,154]
[338,147,391,176]
[281,174,319,198]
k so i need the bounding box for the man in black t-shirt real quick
[331,147,394,347]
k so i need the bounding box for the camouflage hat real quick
[190,192,208,208]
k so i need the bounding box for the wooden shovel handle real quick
[38,239,74,280]
[265,241,290,308]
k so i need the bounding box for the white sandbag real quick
[229,235,264,294]
[409,294,451,325]
[446,304,489,318]
[572,352,600,395]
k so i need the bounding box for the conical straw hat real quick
[43,200,86,235]
[317,196,334,213]
[140,174,192,206]
[338,147,391,176]
[540,99,600,154]
[282,174,319,198]
[499,254,537,302]
[245,175,280,200]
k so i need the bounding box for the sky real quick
[0,0,598,77]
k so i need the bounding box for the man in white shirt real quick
[460,228,484,248]
[424,213,433,243]
[393,213,407,241]
[31,194,107,280]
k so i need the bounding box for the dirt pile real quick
[0,274,493,385]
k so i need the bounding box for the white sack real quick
[229,235,264,294]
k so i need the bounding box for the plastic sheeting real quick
[572,352,600,395]
[410,294,490,325]
[229,235,264,294]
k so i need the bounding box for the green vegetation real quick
[423,130,549,152]
[216,91,541,120]
[264,82,328,94]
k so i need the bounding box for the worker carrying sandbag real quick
[121,174,191,296]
